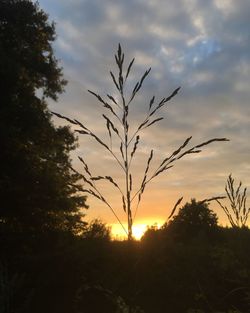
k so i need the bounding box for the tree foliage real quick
[165,199,218,238]
[0,0,87,234]
[83,219,111,240]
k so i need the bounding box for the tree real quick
[53,44,228,240]
[216,174,250,228]
[0,0,87,234]
[83,219,111,240]
[165,199,218,238]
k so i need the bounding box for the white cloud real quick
[214,0,234,16]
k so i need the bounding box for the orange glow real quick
[110,219,165,240]
[132,224,148,240]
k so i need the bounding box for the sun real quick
[111,220,165,240]
[111,223,148,240]
[132,224,148,240]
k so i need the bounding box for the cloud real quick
[40,0,250,225]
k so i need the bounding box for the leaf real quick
[89,189,103,201]
[107,94,118,105]
[105,176,119,189]
[154,165,173,178]
[122,195,126,212]
[103,102,119,120]
[149,87,181,117]
[91,176,105,181]
[132,82,139,95]
[76,187,95,195]
[102,114,120,137]
[73,118,89,131]
[171,136,193,158]
[162,86,181,106]
[129,68,151,104]
[135,68,151,94]
[122,105,129,127]
[129,174,132,192]
[90,133,109,151]
[235,181,242,198]
[141,150,153,189]
[146,150,154,173]
[149,96,155,111]
[131,135,140,159]
[145,117,164,128]
[88,90,120,120]
[177,149,201,160]
[110,71,120,91]
[129,82,139,103]
[118,43,122,59]
[199,196,226,204]
[149,99,164,117]
[138,119,149,130]
[69,166,93,188]
[168,197,183,220]
[51,111,78,125]
[78,156,91,176]
[88,90,106,105]
[75,130,89,135]
[102,115,112,140]
[120,142,124,160]
[194,138,229,149]
[115,55,119,67]
[119,75,123,88]
[106,119,112,139]
[159,137,192,168]
[125,58,135,80]
[129,68,151,103]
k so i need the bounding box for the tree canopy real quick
[0,0,87,234]
[165,199,218,238]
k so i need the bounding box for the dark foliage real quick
[163,199,219,240]
[82,219,111,240]
[0,0,87,234]
[3,225,250,313]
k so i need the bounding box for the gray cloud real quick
[40,0,250,226]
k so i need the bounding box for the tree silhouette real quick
[0,0,87,234]
[83,219,111,240]
[53,44,228,240]
[166,199,218,235]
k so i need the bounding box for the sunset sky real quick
[39,0,250,238]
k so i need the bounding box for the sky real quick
[39,0,250,238]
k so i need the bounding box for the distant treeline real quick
[1,211,250,313]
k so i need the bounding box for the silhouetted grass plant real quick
[52,44,229,240]
[216,174,250,228]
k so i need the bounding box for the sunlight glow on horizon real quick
[110,219,165,240]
